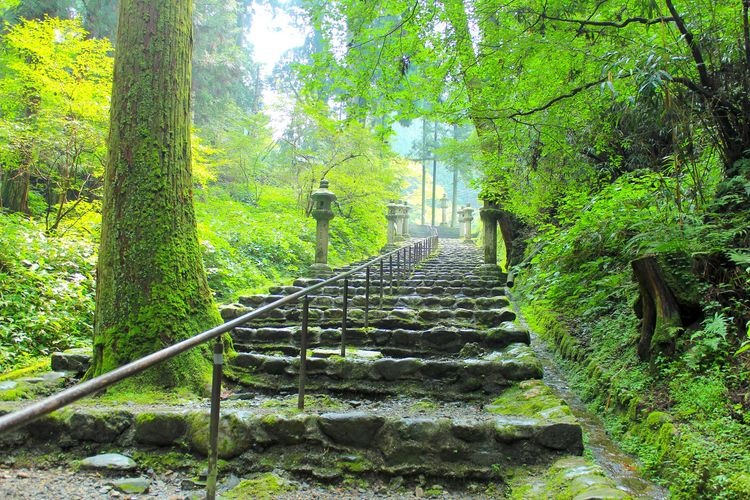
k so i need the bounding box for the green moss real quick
[130,451,199,473]
[508,457,629,499]
[0,359,48,382]
[222,472,295,499]
[336,454,372,473]
[94,383,198,404]
[259,394,345,413]
[410,399,438,412]
[486,380,572,419]
[0,381,31,401]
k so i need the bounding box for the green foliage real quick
[684,314,732,372]
[0,16,111,230]
[0,213,95,370]
[195,186,315,300]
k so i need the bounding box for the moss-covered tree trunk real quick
[90,0,221,390]
[632,256,683,361]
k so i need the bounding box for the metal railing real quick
[0,229,439,499]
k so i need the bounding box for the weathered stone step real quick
[396,286,506,297]
[229,295,510,315]
[231,323,529,355]
[0,379,582,480]
[226,306,517,330]
[227,343,541,397]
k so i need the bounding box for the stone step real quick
[225,306,517,330]
[0,379,582,480]
[231,322,530,355]
[230,294,510,314]
[227,343,542,398]
[232,287,508,313]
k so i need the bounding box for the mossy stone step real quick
[0,379,582,480]
[230,295,510,314]
[227,343,542,397]
[226,306,517,330]
[231,322,530,355]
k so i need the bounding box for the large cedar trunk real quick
[632,256,685,361]
[90,0,221,390]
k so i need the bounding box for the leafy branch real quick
[507,77,608,119]
[540,14,676,29]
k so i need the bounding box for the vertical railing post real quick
[364,266,370,329]
[298,296,310,410]
[341,278,348,357]
[396,250,401,280]
[389,254,394,295]
[379,259,384,308]
[206,337,224,500]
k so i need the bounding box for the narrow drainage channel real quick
[515,309,667,498]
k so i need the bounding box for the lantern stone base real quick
[309,263,333,277]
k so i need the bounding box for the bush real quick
[0,213,96,370]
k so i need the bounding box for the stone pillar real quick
[480,200,503,270]
[458,205,467,238]
[463,204,474,242]
[401,201,411,237]
[439,193,449,226]
[310,180,336,276]
[393,202,404,240]
[384,202,400,251]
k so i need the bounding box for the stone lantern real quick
[479,199,503,270]
[401,201,411,238]
[463,204,474,242]
[310,179,336,276]
[384,202,401,251]
[439,193,449,226]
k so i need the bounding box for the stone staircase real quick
[211,239,583,478]
[0,238,634,497]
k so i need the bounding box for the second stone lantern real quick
[439,193,449,226]
[310,179,336,276]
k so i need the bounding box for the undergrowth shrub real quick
[0,213,96,370]
[518,169,750,498]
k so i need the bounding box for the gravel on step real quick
[0,465,501,499]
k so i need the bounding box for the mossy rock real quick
[509,457,630,499]
[134,412,188,446]
[487,380,573,420]
[67,410,133,443]
[186,411,254,459]
[0,380,31,401]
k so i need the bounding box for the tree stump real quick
[632,256,685,361]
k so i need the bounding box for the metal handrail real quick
[0,230,439,497]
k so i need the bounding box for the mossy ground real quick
[221,472,296,499]
[520,299,750,499]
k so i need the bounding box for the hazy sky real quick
[248,2,306,78]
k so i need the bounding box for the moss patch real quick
[0,359,49,382]
[486,380,573,419]
[222,472,295,499]
[508,457,629,499]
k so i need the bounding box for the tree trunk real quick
[498,211,513,269]
[0,167,30,214]
[90,0,221,390]
[631,256,683,361]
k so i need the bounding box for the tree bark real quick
[90,0,221,390]
[631,256,683,361]
[0,167,30,214]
